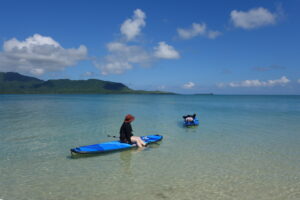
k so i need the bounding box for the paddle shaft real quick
[107,134,118,138]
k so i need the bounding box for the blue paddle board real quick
[70,134,163,155]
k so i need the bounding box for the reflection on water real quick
[120,150,133,174]
[119,143,163,174]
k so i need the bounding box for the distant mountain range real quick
[0,72,173,94]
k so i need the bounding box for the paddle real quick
[107,134,118,138]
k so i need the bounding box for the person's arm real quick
[125,123,133,144]
[119,123,125,141]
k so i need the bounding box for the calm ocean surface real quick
[0,94,299,200]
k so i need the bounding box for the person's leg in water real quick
[137,137,146,146]
[132,136,146,147]
[130,136,146,148]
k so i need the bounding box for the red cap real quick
[124,114,135,123]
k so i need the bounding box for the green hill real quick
[0,72,172,94]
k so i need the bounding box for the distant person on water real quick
[183,113,196,122]
[119,114,146,148]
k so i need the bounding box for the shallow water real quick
[0,94,300,200]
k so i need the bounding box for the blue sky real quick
[0,0,299,94]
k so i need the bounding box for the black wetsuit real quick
[119,122,133,144]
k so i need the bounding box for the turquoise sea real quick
[0,94,300,200]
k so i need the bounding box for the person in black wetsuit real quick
[119,114,146,148]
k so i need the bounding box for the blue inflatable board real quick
[71,134,163,154]
[184,117,199,127]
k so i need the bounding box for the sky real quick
[0,0,299,94]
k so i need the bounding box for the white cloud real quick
[106,42,150,64]
[207,30,222,39]
[177,23,206,39]
[0,34,87,75]
[218,76,290,88]
[81,71,95,77]
[177,23,221,40]
[95,42,151,75]
[95,61,132,75]
[95,9,180,75]
[298,79,300,84]
[120,9,146,41]
[230,7,277,29]
[154,42,180,59]
[183,82,195,89]
[96,41,180,75]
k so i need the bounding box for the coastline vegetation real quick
[0,72,174,94]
